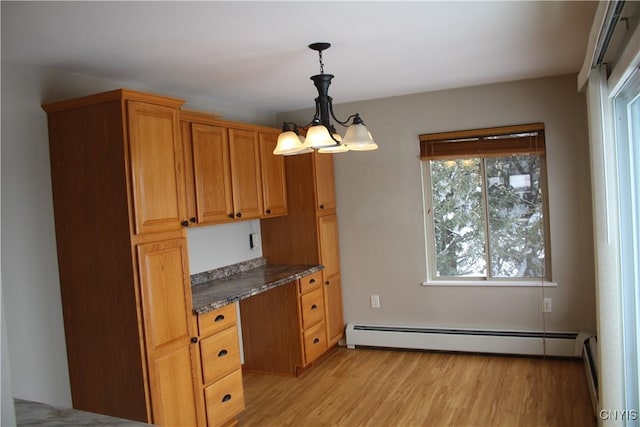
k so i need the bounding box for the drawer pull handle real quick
[222,394,232,403]
[313,338,320,344]
[218,349,228,357]
[311,304,318,310]
[309,279,316,284]
[214,314,225,322]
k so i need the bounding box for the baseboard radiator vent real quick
[345,324,582,357]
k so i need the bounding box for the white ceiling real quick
[2,1,597,115]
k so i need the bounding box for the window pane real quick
[485,155,545,278]
[430,159,486,277]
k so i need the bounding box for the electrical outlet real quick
[543,297,552,313]
[370,294,380,308]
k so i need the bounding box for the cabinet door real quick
[318,215,344,345]
[313,152,336,214]
[318,214,340,278]
[259,133,287,217]
[229,129,263,220]
[137,238,199,426]
[127,101,186,234]
[191,124,234,224]
[323,274,344,346]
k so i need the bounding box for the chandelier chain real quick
[318,50,325,75]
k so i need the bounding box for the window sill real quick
[421,280,557,287]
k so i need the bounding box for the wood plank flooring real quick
[238,347,595,427]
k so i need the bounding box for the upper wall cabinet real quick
[128,101,188,234]
[180,110,286,226]
[259,133,288,217]
[228,128,263,220]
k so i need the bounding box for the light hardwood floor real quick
[238,347,595,427]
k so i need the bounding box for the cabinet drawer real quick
[298,271,322,294]
[300,288,325,330]
[198,304,237,337]
[204,369,245,427]
[303,321,327,364]
[200,326,241,384]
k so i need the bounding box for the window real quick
[420,123,550,283]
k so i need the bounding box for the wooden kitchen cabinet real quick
[259,132,288,217]
[127,101,188,235]
[194,304,244,426]
[261,152,345,350]
[43,89,203,426]
[228,128,263,220]
[137,238,199,426]
[186,122,234,224]
[180,111,285,225]
[318,214,345,345]
[314,151,337,214]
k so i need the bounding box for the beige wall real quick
[279,74,596,333]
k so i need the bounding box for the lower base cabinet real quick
[195,304,245,426]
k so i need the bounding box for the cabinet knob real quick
[228,213,234,219]
[218,349,228,357]
[236,212,242,218]
[325,280,330,285]
[190,337,198,344]
[190,217,197,223]
[319,204,325,210]
[309,279,316,284]
[181,220,189,227]
[311,304,318,310]
[266,209,271,215]
[221,394,232,403]
[313,338,320,344]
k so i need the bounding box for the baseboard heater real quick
[345,324,581,357]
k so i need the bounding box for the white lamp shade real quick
[273,131,306,155]
[318,143,349,153]
[342,123,378,151]
[305,125,336,148]
[286,136,313,155]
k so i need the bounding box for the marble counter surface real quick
[14,398,152,426]
[191,259,323,315]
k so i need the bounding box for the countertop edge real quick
[192,264,323,315]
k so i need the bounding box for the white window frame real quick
[420,132,556,288]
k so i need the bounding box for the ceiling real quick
[2,1,598,115]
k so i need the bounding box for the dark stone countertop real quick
[191,263,323,315]
[14,398,152,426]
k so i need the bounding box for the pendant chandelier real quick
[273,42,379,155]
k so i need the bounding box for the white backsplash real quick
[187,220,262,274]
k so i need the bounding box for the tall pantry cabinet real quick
[43,89,200,425]
[261,152,345,348]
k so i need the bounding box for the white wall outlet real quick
[543,297,552,313]
[370,294,380,308]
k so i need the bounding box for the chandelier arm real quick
[329,104,358,127]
